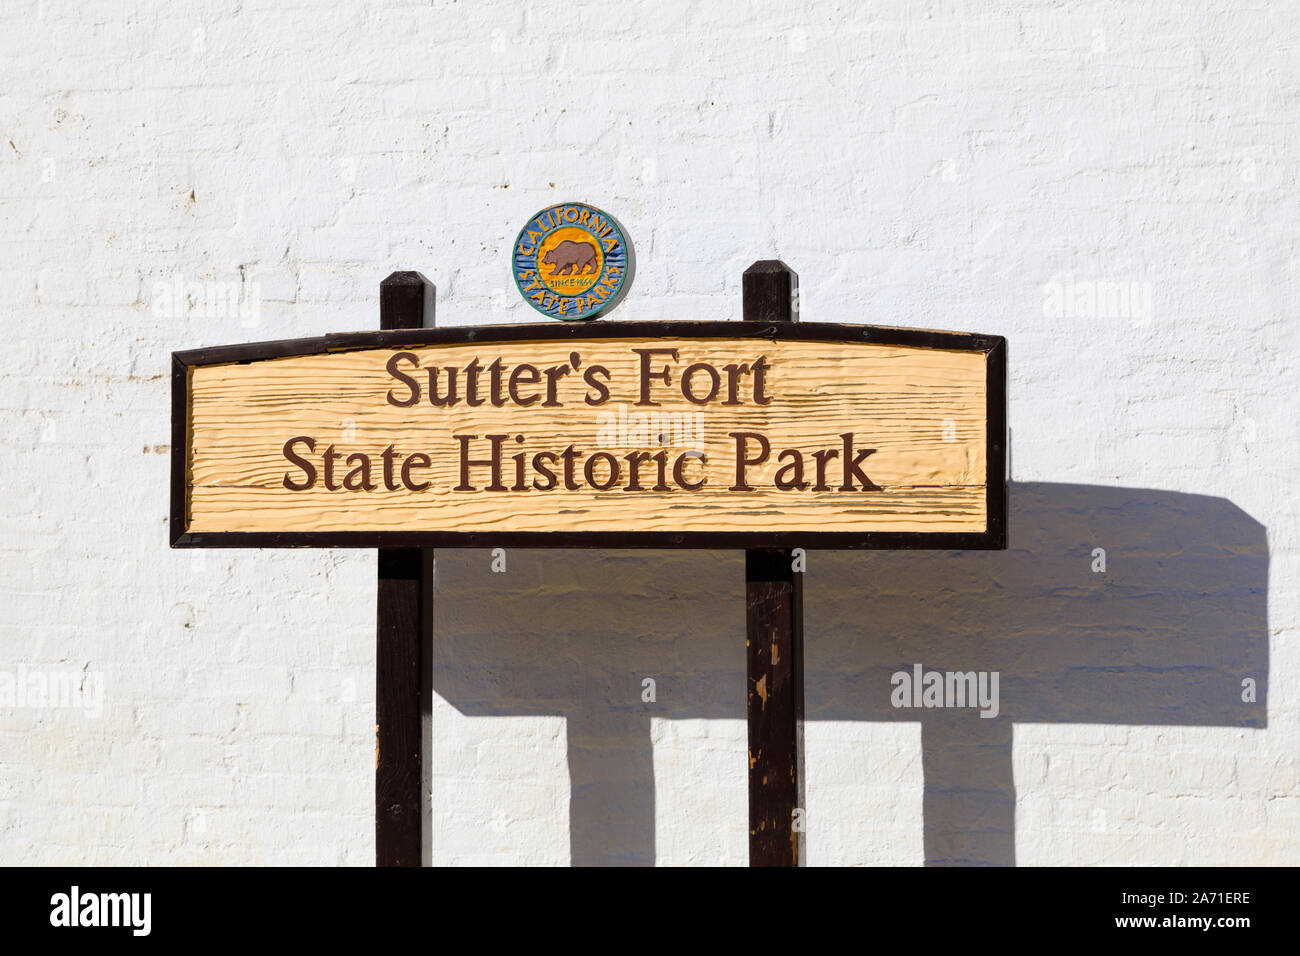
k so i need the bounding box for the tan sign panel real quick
[171,322,1005,548]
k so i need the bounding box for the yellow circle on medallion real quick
[536,226,604,296]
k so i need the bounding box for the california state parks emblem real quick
[513,202,629,321]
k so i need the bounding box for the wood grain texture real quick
[184,335,989,535]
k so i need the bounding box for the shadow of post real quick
[430,482,1268,865]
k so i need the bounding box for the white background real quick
[1,0,1296,864]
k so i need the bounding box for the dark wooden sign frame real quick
[171,321,1007,551]
[169,262,1008,867]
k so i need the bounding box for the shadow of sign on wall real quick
[430,481,1268,865]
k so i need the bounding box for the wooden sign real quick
[169,264,1009,869]
[171,321,1006,549]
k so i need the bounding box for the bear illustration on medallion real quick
[543,239,599,276]
[513,202,630,321]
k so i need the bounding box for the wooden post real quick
[376,271,435,866]
[743,260,806,866]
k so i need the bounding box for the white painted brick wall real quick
[1,0,1297,865]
